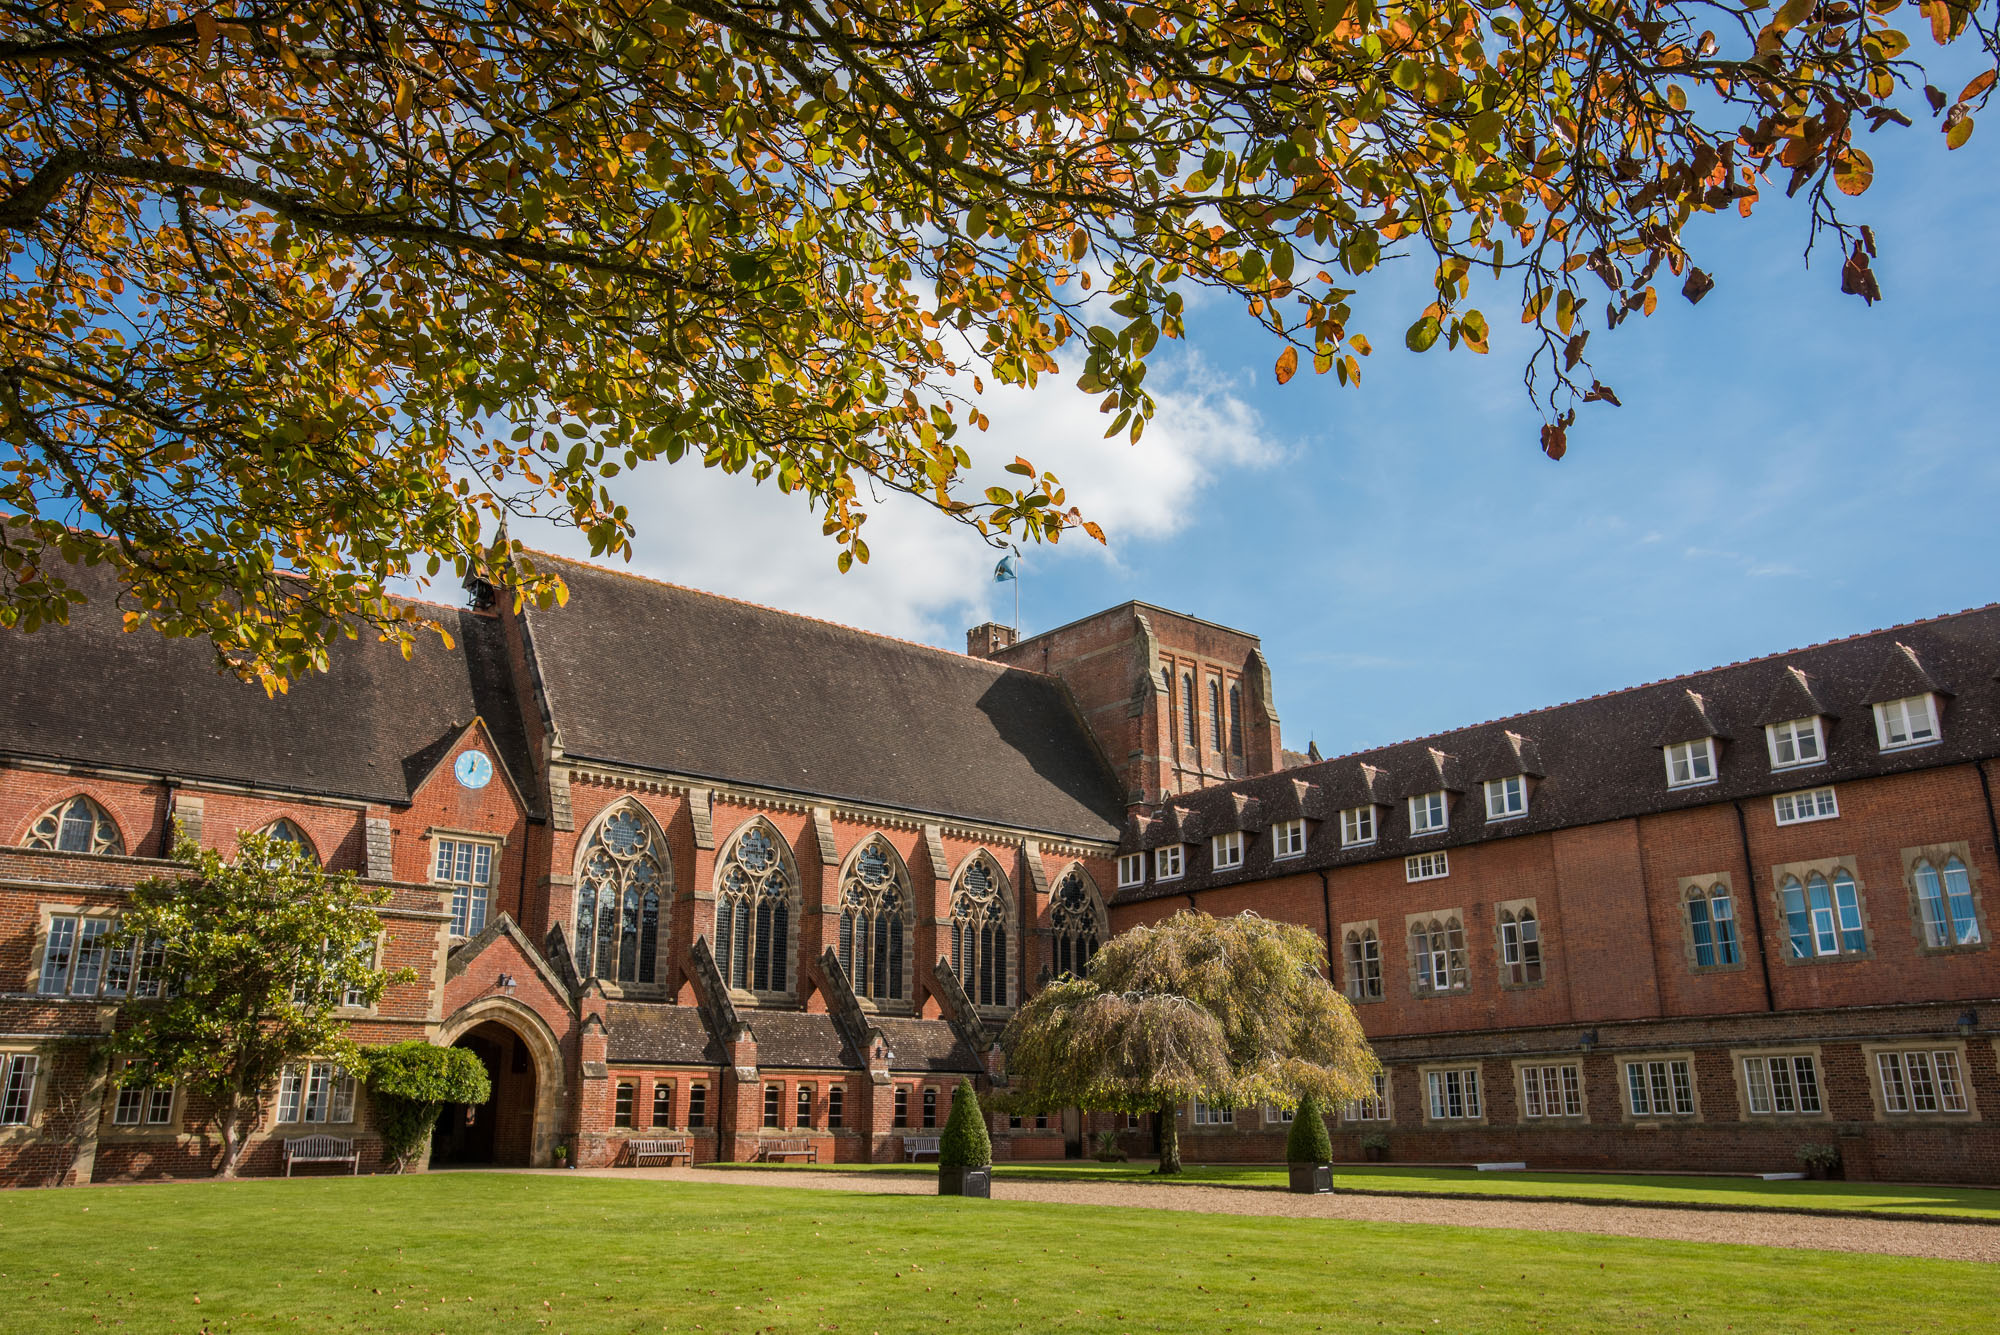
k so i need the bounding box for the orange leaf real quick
[1961,71,1996,104]
[1833,149,1873,196]
[1274,346,1299,384]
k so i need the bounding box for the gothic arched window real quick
[714,822,794,995]
[1344,927,1383,1000]
[1049,868,1102,979]
[573,803,668,985]
[838,837,909,1002]
[950,853,1011,1008]
[25,796,124,856]
[1410,916,1467,995]
[260,819,320,865]
[1498,906,1543,985]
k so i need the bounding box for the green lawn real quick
[701,1158,2000,1219]
[1,1174,1990,1334]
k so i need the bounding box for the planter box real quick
[1289,1163,1333,1194]
[1362,1145,1387,1163]
[939,1166,992,1198]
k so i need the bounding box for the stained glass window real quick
[573,803,667,984]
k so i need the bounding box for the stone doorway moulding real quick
[436,995,567,1168]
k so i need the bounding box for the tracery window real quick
[24,796,124,856]
[259,819,319,865]
[839,837,908,1002]
[573,803,668,985]
[1049,868,1102,979]
[950,854,1010,1008]
[1180,671,1196,747]
[1410,916,1468,995]
[714,822,793,994]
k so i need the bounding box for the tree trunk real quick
[215,1096,248,1178]
[1155,1100,1182,1175]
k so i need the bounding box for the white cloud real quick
[509,354,1284,646]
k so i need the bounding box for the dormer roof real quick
[1754,666,1832,727]
[1865,641,1944,704]
[1653,688,1722,747]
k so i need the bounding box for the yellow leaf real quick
[1947,114,1975,149]
[1833,149,1873,196]
[1273,346,1299,384]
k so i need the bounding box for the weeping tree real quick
[1001,911,1378,1174]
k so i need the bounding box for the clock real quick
[454,749,494,790]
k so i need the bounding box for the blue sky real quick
[546,110,2000,760]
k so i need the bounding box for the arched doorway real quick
[434,996,566,1167]
[432,1021,537,1166]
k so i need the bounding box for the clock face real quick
[454,749,494,790]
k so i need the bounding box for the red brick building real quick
[1,553,1994,1184]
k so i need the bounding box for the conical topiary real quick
[938,1079,993,1169]
[1285,1093,1333,1164]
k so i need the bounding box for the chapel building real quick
[0,552,1994,1185]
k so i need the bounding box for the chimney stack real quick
[965,621,1018,658]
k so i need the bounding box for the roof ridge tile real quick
[518,545,1044,678]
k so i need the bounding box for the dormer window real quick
[1211,831,1243,870]
[1117,853,1146,889]
[1340,806,1376,847]
[1154,845,1184,882]
[1271,819,1307,860]
[1664,739,1716,788]
[1874,695,1939,751]
[1409,791,1448,835]
[1484,776,1527,822]
[1766,718,1825,770]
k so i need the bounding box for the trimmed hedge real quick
[938,1079,992,1169]
[1285,1093,1333,1164]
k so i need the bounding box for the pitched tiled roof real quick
[1115,604,2000,902]
[744,1011,855,1070]
[0,557,535,807]
[874,1017,984,1073]
[521,554,1125,841]
[604,1001,723,1064]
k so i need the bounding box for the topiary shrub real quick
[937,1079,992,1170]
[1285,1093,1333,1165]
[366,1042,492,1172]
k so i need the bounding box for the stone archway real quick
[436,996,566,1167]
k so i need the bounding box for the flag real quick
[993,554,1018,583]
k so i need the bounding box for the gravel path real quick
[554,1166,2000,1263]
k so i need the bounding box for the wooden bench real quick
[903,1135,942,1161]
[759,1138,819,1163]
[282,1135,358,1176]
[624,1137,692,1167]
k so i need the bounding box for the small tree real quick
[108,833,414,1177]
[365,1042,493,1173]
[938,1079,993,1170]
[1286,1093,1334,1166]
[1002,911,1378,1174]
